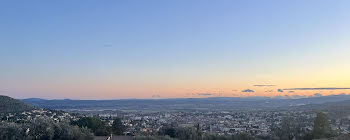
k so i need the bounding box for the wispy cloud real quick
[288,91,295,93]
[284,88,350,90]
[254,85,276,87]
[265,90,274,92]
[277,89,283,92]
[241,89,255,92]
[197,93,216,96]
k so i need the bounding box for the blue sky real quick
[1,0,350,99]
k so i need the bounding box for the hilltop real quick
[0,95,34,114]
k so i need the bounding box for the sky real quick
[1,0,350,99]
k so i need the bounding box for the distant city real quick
[1,94,350,139]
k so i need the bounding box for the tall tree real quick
[196,123,202,140]
[112,118,126,135]
[274,117,300,140]
[312,112,333,139]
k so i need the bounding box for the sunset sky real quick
[1,0,350,99]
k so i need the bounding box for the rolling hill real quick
[0,95,34,114]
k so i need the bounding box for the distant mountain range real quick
[2,94,350,119]
[0,95,34,114]
[21,95,350,111]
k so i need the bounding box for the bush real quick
[134,135,175,140]
[71,117,111,136]
[0,118,94,140]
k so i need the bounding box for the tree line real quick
[272,112,337,140]
[0,116,126,140]
[135,123,256,140]
[0,118,93,140]
[71,117,126,136]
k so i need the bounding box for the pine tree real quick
[312,112,333,139]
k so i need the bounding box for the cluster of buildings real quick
[1,109,76,123]
[97,110,350,137]
[3,108,350,138]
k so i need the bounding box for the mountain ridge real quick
[21,94,350,111]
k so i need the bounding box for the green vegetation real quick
[112,118,126,135]
[273,117,300,140]
[0,95,34,114]
[134,133,256,140]
[312,112,334,139]
[272,116,309,140]
[71,117,111,136]
[0,118,94,140]
[201,133,256,140]
[154,125,256,140]
[272,112,336,140]
[134,135,174,140]
[71,117,126,136]
[0,95,94,140]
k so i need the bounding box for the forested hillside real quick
[0,95,34,114]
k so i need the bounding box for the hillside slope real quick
[0,95,34,114]
[292,99,350,119]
